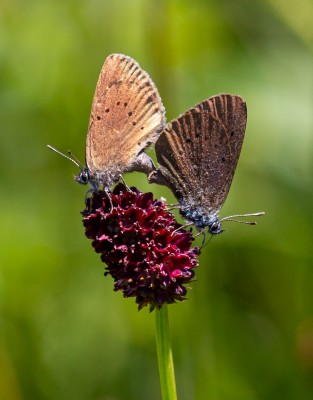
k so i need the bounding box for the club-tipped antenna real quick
[67,149,84,170]
[47,145,83,170]
[220,212,265,225]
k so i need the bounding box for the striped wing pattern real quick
[86,54,165,179]
[155,94,247,215]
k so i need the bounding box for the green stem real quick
[155,305,178,400]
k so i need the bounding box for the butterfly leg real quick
[196,230,214,248]
[193,229,205,246]
[84,187,95,207]
[193,229,213,248]
[171,222,193,236]
[104,187,114,212]
[83,188,96,213]
[118,174,130,189]
[166,204,181,211]
[200,231,207,248]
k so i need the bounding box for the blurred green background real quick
[1,0,313,399]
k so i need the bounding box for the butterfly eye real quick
[77,170,90,185]
[209,221,221,235]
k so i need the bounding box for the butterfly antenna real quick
[47,145,83,170]
[220,212,265,225]
[67,149,84,170]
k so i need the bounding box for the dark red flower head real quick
[82,183,200,311]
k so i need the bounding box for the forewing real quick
[86,54,165,175]
[155,94,247,214]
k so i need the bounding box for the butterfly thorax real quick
[180,204,222,235]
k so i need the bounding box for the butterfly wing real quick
[154,94,247,215]
[86,54,165,183]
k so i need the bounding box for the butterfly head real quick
[76,168,90,185]
[47,145,100,190]
[207,219,223,235]
[180,203,224,235]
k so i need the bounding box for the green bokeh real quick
[1,1,312,399]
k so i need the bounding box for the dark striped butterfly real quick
[149,94,264,240]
